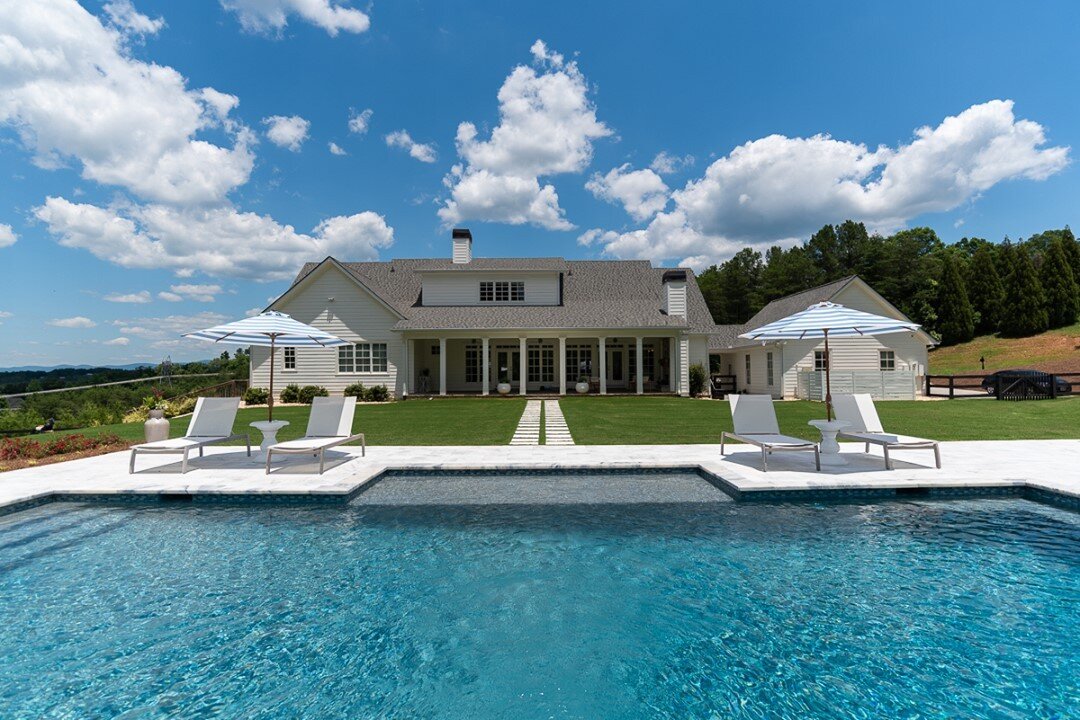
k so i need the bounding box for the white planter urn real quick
[575,381,590,394]
[496,382,512,395]
[144,408,170,443]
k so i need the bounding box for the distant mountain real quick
[0,363,156,372]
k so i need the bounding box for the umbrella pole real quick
[268,335,275,423]
[824,329,832,421]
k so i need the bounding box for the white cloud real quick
[103,0,164,37]
[220,0,370,36]
[328,141,347,156]
[586,100,1069,266]
[48,316,96,328]
[245,307,263,317]
[104,290,151,303]
[0,224,17,248]
[115,311,229,341]
[35,197,395,281]
[0,0,254,204]
[385,130,437,163]
[263,115,310,151]
[103,336,130,346]
[0,310,12,324]
[348,107,373,135]
[168,283,222,302]
[157,291,183,302]
[439,40,611,230]
[650,151,694,175]
[585,164,669,221]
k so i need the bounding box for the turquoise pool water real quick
[0,472,1077,718]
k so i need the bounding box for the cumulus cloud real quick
[114,311,229,341]
[385,130,437,163]
[0,224,17,248]
[48,316,96,328]
[104,290,151,303]
[328,141,347,156]
[103,336,130,346]
[0,0,254,205]
[157,291,183,302]
[166,284,222,302]
[35,197,395,281]
[438,40,611,230]
[650,151,694,175]
[220,0,370,36]
[103,0,164,36]
[586,100,1069,267]
[263,115,310,151]
[348,108,373,135]
[585,164,669,221]
[0,311,12,324]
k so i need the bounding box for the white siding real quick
[420,272,560,306]
[250,265,405,397]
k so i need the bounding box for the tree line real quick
[695,221,1080,345]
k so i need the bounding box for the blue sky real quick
[1,0,1078,366]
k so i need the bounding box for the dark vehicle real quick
[981,369,1072,396]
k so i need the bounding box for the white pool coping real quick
[1,440,1078,513]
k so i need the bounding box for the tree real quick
[999,243,1048,337]
[760,246,821,303]
[717,248,763,324]
[806,224,841,280]
[935,254,975,345]
[1040,237,1080,328]
[966,244,1005,334]
[695,265,725,324]
[1060,227,1080,291]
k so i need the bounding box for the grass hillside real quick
[929,322,1080,375]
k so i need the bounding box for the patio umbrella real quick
[184,311,350,421]
[739,302,921,420]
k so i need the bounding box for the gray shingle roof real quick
[742,276,856,331]
[290,257,720,334]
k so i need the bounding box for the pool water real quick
[1,472,1077,719]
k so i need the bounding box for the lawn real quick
[53,397,527,446]
[928,322,1080,375]
[558,395,1080,444]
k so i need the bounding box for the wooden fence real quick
[926,372,1079,399]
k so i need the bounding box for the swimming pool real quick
[1,471,1076,718]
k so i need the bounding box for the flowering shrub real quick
[0,433,123,461]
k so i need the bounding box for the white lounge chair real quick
[129,397,249,474]
[265,396,365,474]
[721,394,820,471]
[833,394,941,470]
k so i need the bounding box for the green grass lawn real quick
[53,397,527,446]
[929,322,1080,375]
[559,395,1080,444]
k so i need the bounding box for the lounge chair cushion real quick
[131,436,229,451]
[841,430,934,446]
[731,432,816,447]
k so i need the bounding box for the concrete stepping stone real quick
[543,400,575,445]
[510,399,542,445]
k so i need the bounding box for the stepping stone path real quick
[543,400,575,446]
[510,400,542,445]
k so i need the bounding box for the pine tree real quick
[1060,228,1080,292]
[1040,237,1080,328]
[999,243,1049,337]
[966,244,1005,334]
[935,254,975,344]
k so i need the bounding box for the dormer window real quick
[480,280,525,303]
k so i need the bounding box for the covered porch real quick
[404,333,688,396]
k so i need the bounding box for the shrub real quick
[343,382,366,398]
[298,385,329,404]
[280,384,302,403]
[243,387,270,405]
[0,433,122,461]
[364,384,390,402]
[165,396,197,417]
[689,363,707,397]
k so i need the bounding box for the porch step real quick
[510,400,542,445]
[543,400,575,446]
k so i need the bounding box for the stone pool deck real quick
[1,439,1077,513]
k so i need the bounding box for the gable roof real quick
[742,276,858,331]
[286,257,720,333]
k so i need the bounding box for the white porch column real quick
[481,337,490,396]
[558,337,567,395]
[438,337,447,396]
[406,338,415,395]
[519,337,527,395]
[679,337,690,397]
[668,337,676,393]
[636,337,644,395]
[598,337,607,395]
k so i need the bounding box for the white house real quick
[709,276,936,399]
[251,229,718,397]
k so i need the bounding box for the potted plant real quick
[497,366,512,395]
[575,375,590,394]
[142,390,169,442]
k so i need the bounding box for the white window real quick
[527,347,555,383]
[479,281,494,302]
[465,345,480,383]
[814,350,828,371]
[339,342,388,374]
[745,354,752,385]
[283,347,296,370]
[567,345,592,379]
[479,280,525,303]
[766,352,774,386]
[880,350,896,371]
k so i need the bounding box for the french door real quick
[495,350,520,388]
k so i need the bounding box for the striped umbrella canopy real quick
[739,302,921,419]
[184,311,349,421]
